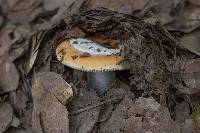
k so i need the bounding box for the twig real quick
[69,95,124,116]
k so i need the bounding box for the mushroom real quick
[56,37,124,95]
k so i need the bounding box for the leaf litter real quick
[0,0,200,133]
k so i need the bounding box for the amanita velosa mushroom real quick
[56,37,124,95]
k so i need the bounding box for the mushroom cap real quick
[56,38,124,72]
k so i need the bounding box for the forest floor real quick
[0,0,200,133]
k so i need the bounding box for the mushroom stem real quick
[87,71,115,95]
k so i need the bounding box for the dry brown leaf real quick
[0,58,19,94]
[6,0,38,11]
[88,0,135,12]
[68,86,100,133]
[188,0,200,6]
[175,58,200,94]
[0,102,13,133]
[180,31,200,56]
[5,128,26,133]
[132,0,150,11]
[174,102,190,122]
[180,119,195,133]
[40,94,69,133]
[99,96,141,133]
[43,0,69,11]
[33,72,73,105]
[1,0,43,24]
[5,0,19,10]
[99,97,180,132]
[0,27,16,56]
[10,25,31,61]
[38,0,83,30]
[117,4,133,14]
[14,89,29,118]
[25,31,46,75]
[153,0,182,25]
[31,72,72,133]
[167,5,200,33]
[0,25,31,60]
[183,59,200,92]
[0,14,3,28]
[51,0,85,25]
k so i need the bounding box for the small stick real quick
[69,95,124,116]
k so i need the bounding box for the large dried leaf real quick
[1,0,43,24]
[88,0,178,25]
[180,31,200,56]
[188,0,200,6]
[10,25,32,61]
[0,25,31,60]
[0,58,19,94]
[32,72,73,105]
[38,0,84,30]
[183,59,200,93]
[68,86,100,133]
[0,102,13,133]
[168,5,200,33]
[99,96,140,133]
[153,0,180,25]
[0,27,16,56]
[175,58,200,94]
[136,0,182,25]
[5,0,37,11]
[31,72,72,133]
[131,0,150,11]
[43,0,72,11]
[99,97,180,132]
[88,0,135,12]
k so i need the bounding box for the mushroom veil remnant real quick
[56,37,124,95]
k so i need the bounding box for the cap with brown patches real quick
[56,38,124,72]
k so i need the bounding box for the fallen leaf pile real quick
[0,0,200,133]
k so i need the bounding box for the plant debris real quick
[68,83,100,133]
[31,72,73,133]
[1,0,200,132]
[0,102,13,133]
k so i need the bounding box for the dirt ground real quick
[0,0,200,133]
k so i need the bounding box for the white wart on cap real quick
[56,38,124,72]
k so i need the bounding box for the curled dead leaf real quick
[25,31,46,75]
